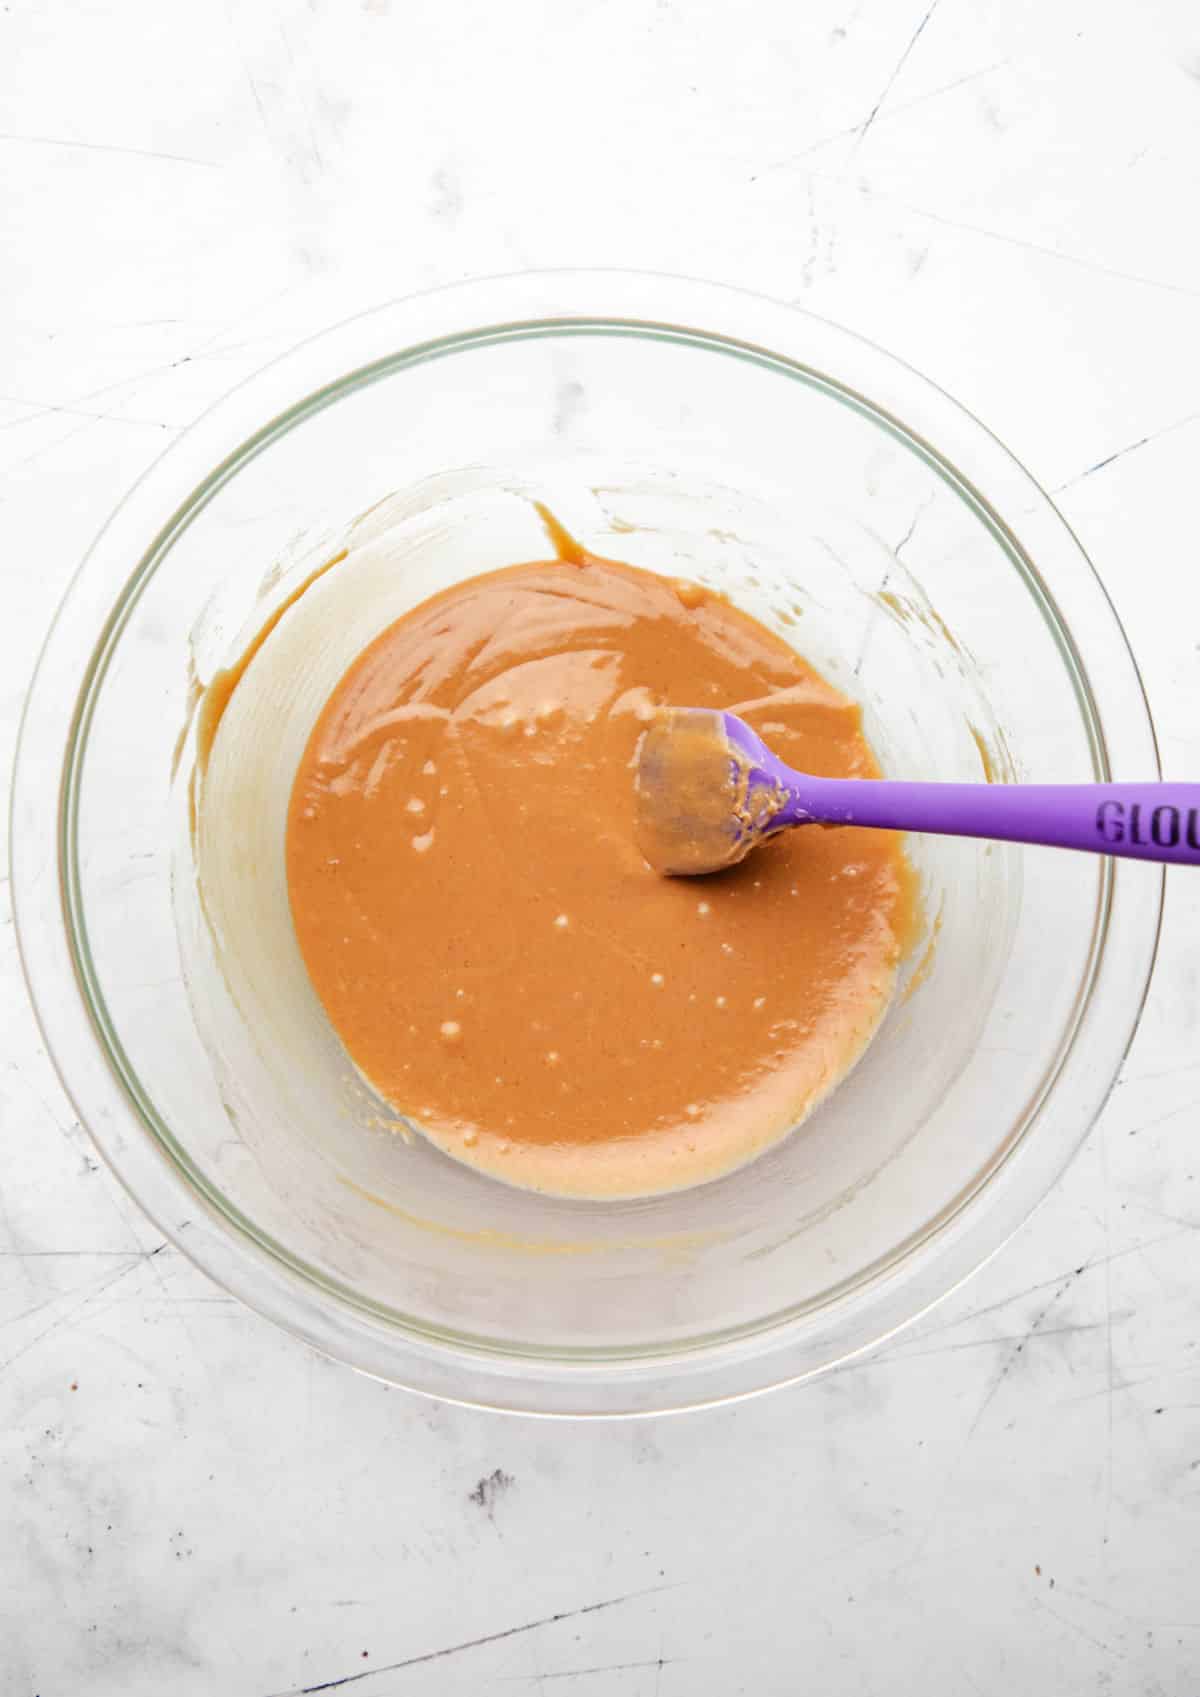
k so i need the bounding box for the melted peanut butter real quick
[286,551,916,1198]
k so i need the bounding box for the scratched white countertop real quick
[4,3,1200,1692]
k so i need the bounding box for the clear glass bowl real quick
[12,272,1162,1415]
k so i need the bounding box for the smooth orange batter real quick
[286,550,916,1197]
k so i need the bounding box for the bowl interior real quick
[70,322,1104,1351]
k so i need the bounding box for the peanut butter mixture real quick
[286,550,915,1197]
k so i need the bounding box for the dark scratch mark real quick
[0,1250,167,1257]
[0,1252,162,1376]
[1066,1374,1167,1406]
[0,412,111,479]
[873,1319,1108,1367]
[0,355,197,438]
[469,1467,514,1518]
[0,132,217,167]
[1051,1579,1200,1632]
[0,295,286,485]
[1029,1594,1126,1660]
[1061,440,1150,487]
[1098,1118,1116,1544]
[0,1252,169,1345]
[1063,1347,1200,1407]
[140,1296,235,1306]
[857,0,941,142]
[2,1278,125,1335]
[873,1227,1194,1354]
[965,1272,1081,1437]
[1123,1097,1200,1139]
[263,1586,675,1696]
[882,191,1200,300]
[893,518,919,562]
[4,1063,79,1139]
[500,1661,675,1684]
[2,295,288,471]
[1052,413,1200,493]
[0,397,173,433]
[0,365,192,476]
[851,508,919,678]
[760,162,1200,302]
[1117,1060,1200,1086]
[894,491,934,562]
[764,58,1010,169]
[1124,1201,1200,1231]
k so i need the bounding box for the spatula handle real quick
[791,779,1200,866]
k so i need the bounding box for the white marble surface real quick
[3,1,1200,1691]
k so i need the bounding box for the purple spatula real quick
[634,707,1200,876]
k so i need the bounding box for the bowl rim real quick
[11,268,1163,1416]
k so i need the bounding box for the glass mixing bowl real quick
[12,272,1161,1415]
